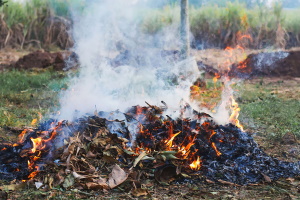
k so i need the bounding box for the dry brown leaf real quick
[217,179,241,186]
[72,171,88,179]
[96,177,109,189]
[205,179,215,183]
[131,188,149,197]
[108,164,128,189]
[261,173,272,183]
[86,182,104,190]
[86,151,97,158]
[86,177,109,190]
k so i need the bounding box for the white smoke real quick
[58,0,200,121]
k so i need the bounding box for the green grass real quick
[236,81,300,139]
[0,70,67,128]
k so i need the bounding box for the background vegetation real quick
[142,1,300,49]
[1,0,300,50]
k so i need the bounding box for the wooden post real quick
[180,0,190,60]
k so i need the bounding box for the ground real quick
[0,49,299,199]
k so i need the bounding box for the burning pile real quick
[1,102,299,189]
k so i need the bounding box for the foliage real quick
[0,0,7,7]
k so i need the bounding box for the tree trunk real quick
[180,0,190,60]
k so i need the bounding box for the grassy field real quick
[237,78,300,140]
[0,69,67,130]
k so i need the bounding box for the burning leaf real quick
[107,164,128,189]
[189,156,201,170]
[31,118,38,126]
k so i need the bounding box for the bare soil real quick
[193,48,300,78]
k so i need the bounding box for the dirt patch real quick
[194,48,300,78]
[229,50,300,78]
[12,50,71,70]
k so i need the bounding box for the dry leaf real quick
[72,171,88,179]
[131,188,149,197]
[86,151,97,158]
[206,179,215,184]
[108,164,128,189]
[133,151,147,167]
[261,173,272,183]
[217,179,241,186]
[0,182,26,191]
[96,177,109,189]
[86,182,104,190]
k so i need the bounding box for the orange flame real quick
[31,119,38,126]
[178,135,196,159]
[229,97,244,131]
[211,142,222,156]
[30,138,45,153]
[189,156,201,170]
[165,131,181,148]
[213,73,221,84]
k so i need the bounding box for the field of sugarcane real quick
[0,0,73,50]
[1,1,300,50]
[142,2,300,49]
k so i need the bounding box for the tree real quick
[180,0,190,59]
[0,0,7,7]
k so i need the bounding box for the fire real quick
[213,73,220,85]
[189,156,201,170]
[165,131,181,148]
[211,142,222,156]
[18,129,29,143]
[229,97,244,131]
[177,135,197,159]
[31,118,38,126]
[30,138,45,153]
[223,32,252,71]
